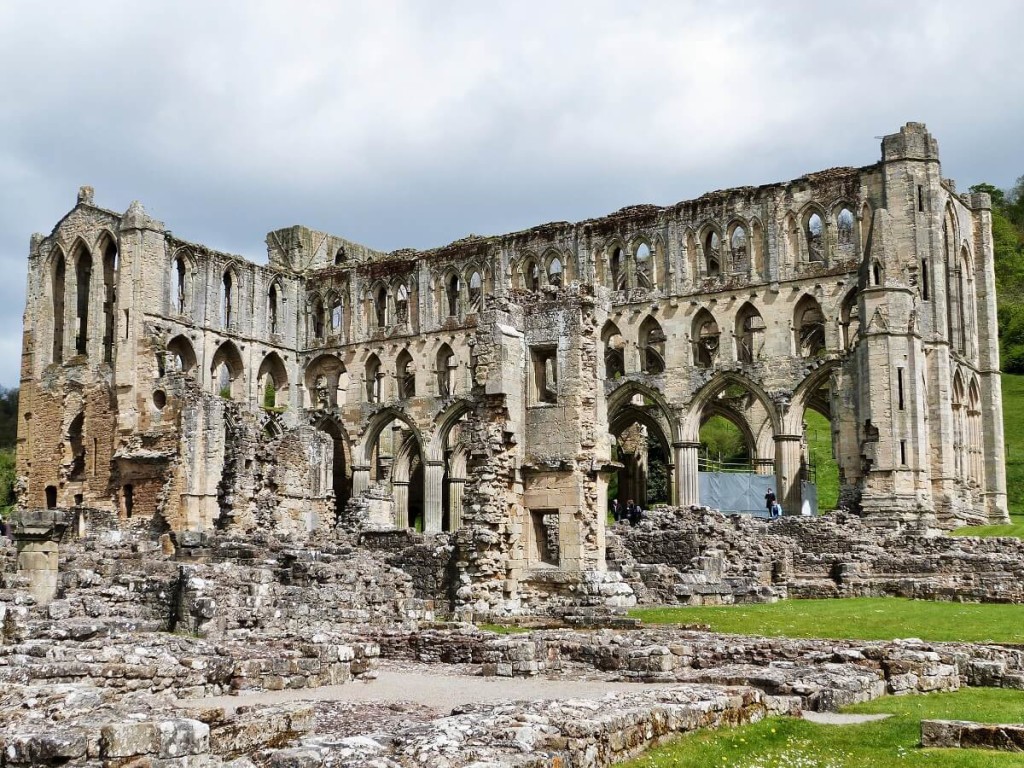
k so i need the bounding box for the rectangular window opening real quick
[917,185,925,212]
[531,346,558,405]
[921,259,930,300]
[900,440,908,466]
[897,367,905,411]
[529,508,559,567]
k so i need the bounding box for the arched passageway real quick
[314,417,350,520]
[607,386,675,512]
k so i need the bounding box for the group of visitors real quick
[609,498,644,526]
[765,487,783,519]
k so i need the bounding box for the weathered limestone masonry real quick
[16,123,1007,614]
[610,508,1024,605]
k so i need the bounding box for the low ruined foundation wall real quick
[612,508,1024,605]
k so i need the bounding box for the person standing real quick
[765,487,776,518]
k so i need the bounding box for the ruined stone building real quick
[14,123,1008,610]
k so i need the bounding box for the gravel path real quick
[178,661,674,714]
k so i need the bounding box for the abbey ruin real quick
[2,122,1022,766]
[14,122,1009,608]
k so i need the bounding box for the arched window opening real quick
[211,341,244,399]
[522,260,540,292]
[268,284,279,335]
[837,208,855,253]
[610,248,625,290]
[365,354,382,403]
[692,310,720,368]
[101,239,117,364]
[795,296,826,358]
[221,270,234,328]
[957,247,973,357]
[75,248,92,356]
[167,335,197,376]
[310,295,325,340]
[446,274,460,317]
[45,485,58,509]
[730,226,748,272]
[750,220,765,278]
[305,355,347,410]
[872,261,882,286]
[52,253,66,363]
[705,232,721,276]
[397,349,415,399]
[68,412,86,480]
[635,244,652,289]
[374,285,388,328]
[468,271,483,312]
[548,256,563,288]
[806,213,824,262]
[171,256,188,315]
[840,290,860,351]
[967,380,983,485]
[436,344,456,398]
[334,246,346,265]
[638,316,666,375]
[951,373,966,481]
[257,352,288,410]
[394,284,410,325]
[735,303,765,364]
[330,296,343,334]
[602,322,625,379]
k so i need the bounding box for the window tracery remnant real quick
[693,310,720,368]
[635,244,652,289]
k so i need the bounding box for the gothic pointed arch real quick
[601,320,625,379]
[396,347,416,399]
[70,237,93,356]
[681,371,782,443]
[50,245,66,363]
[793,294,826,357]
[734,302,765,364]
[166,335,197,376]
[638,315,666,374]
[256,351,289,409]
[691,308,720,368]
[304,353,347,409]
[210,340,245,399]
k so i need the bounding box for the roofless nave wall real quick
[14,122,1008,610]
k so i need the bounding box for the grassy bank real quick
[629,597,1024,644]
[618,688,1024,767]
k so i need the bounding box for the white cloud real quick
[0,0,1022,386]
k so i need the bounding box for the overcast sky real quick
[1,0,1022,387]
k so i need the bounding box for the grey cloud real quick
[1,0,1022,386]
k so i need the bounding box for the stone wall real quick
[611,508,1024,605]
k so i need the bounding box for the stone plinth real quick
[14,509,68,606]
[921,719,1024,752]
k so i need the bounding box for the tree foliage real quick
[973,178,1024,372]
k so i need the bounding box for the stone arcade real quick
[15,122,1008,614]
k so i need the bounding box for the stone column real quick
[424,461,445,532]
[393,480,409,529]
[15,510,68,606]
[774,434,803,515]
[448,477,465,531]
[673,441,700,507]
[351,465,371,497]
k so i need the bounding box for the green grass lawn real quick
[629,598,1024,644]
[805,409,838,511]
[619,688,1024,768]
[952,373,1024,537]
